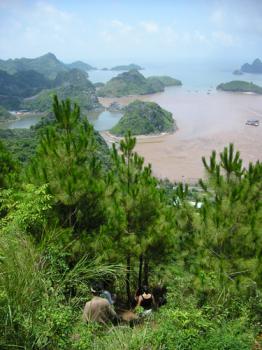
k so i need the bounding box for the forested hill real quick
[0,52,96,79]
[97,69,182,97]
[0,69,52,109]
[110,100,176,136]
[22,69,102,112]
[0,68,102,112]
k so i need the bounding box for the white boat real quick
[246,119,259,126]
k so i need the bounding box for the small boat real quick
[245,119,259,126]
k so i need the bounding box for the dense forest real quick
[0,96,262,349]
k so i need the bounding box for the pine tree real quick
[100,132,172,303]
[27,96,106,235]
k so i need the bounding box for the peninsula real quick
[97,69,182,97]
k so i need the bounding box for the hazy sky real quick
[0,0,262,65]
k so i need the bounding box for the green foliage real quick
[0,184,52,234]
[0,140,18,188]
[22,69,102,113]
[0,69,52,108]
[217,80,262,93]
[0,128,40,163]
[27,96,107,239]
[111,100,175,136]
[194,144,262,301]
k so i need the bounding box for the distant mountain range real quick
[233,58,262,75]
[0,53,96,79]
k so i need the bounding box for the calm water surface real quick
[0,110,122,131]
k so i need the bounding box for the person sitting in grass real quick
[136,285,155,310]
[82,283,120,324]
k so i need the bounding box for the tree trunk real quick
[138,254,143,289]
[143,257,149,286]
[126,254,132,306]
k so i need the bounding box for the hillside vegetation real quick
[217,80,262,94]
[0,69,52,109]
[97,69,182,97]
[0,106,15,122]
[111,100,175,136]
[0,96,261,349]
[0,68,102,112]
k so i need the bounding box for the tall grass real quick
[0,230,123,349]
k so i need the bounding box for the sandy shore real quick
[99,87,262,183]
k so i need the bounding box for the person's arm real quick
[107,305,121,324]
[136,295,142,307]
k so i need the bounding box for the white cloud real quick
[210,9,225,26]
[140,21,159,33]
[212,31,236,47]
[111,19,133,32]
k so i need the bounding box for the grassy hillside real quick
[217,80,262,93]
[110,100,175,136]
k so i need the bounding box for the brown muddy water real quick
[100,87,262,182]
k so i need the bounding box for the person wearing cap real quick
[82,284,120,324]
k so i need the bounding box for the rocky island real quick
[110,100,176,136]
[217,81,262,94]
[97,69,182,97]
[110,63,143,71]
[233,58,262,75]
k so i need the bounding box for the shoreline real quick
[100,130,174,144]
